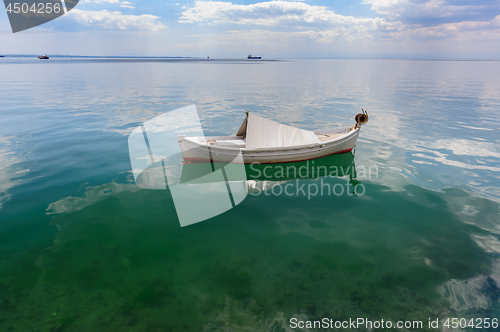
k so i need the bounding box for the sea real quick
[0,57,499,331]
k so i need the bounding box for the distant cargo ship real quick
[247,55,261,59]
[38,55,49,59]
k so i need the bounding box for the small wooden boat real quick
[38,55,49,59]
[178,110,368,164]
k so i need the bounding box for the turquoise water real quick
[0,58,499,331]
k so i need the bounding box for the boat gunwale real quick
[181,127,359,153]
[182,147,354,165]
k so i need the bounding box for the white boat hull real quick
[179,128,360,164]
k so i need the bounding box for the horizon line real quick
[1,54,499,61]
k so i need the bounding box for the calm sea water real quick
[0,58,499,331]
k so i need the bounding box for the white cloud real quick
[177,0,500,49]
[66,9,167,30]
[397,14,500,43]
[179,0,396,29]
[178,0,403,44]
[362,0,406,16]
[81,0,135,9]
[363,0,500,25]
[11,0,496,57]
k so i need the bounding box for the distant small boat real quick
[247,55,261,59]
[178,110,369,164]
[38,55,49,59]
[0,55,5,57]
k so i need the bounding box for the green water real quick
[0,58,499,331]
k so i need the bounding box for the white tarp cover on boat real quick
[244,113,321,150]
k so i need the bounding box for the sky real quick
[1,0,500,58]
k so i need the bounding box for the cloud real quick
[395,13,500,43]
[363,0,500,25]
[81,0,134,8]
[178,0,403,44]
[177,0,500,47]
[179,0,396,29]
[66,9,167,30]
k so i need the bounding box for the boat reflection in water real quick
[180,152,361,197]
[133,147,360,227]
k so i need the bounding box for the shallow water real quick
[0,58,500,331]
